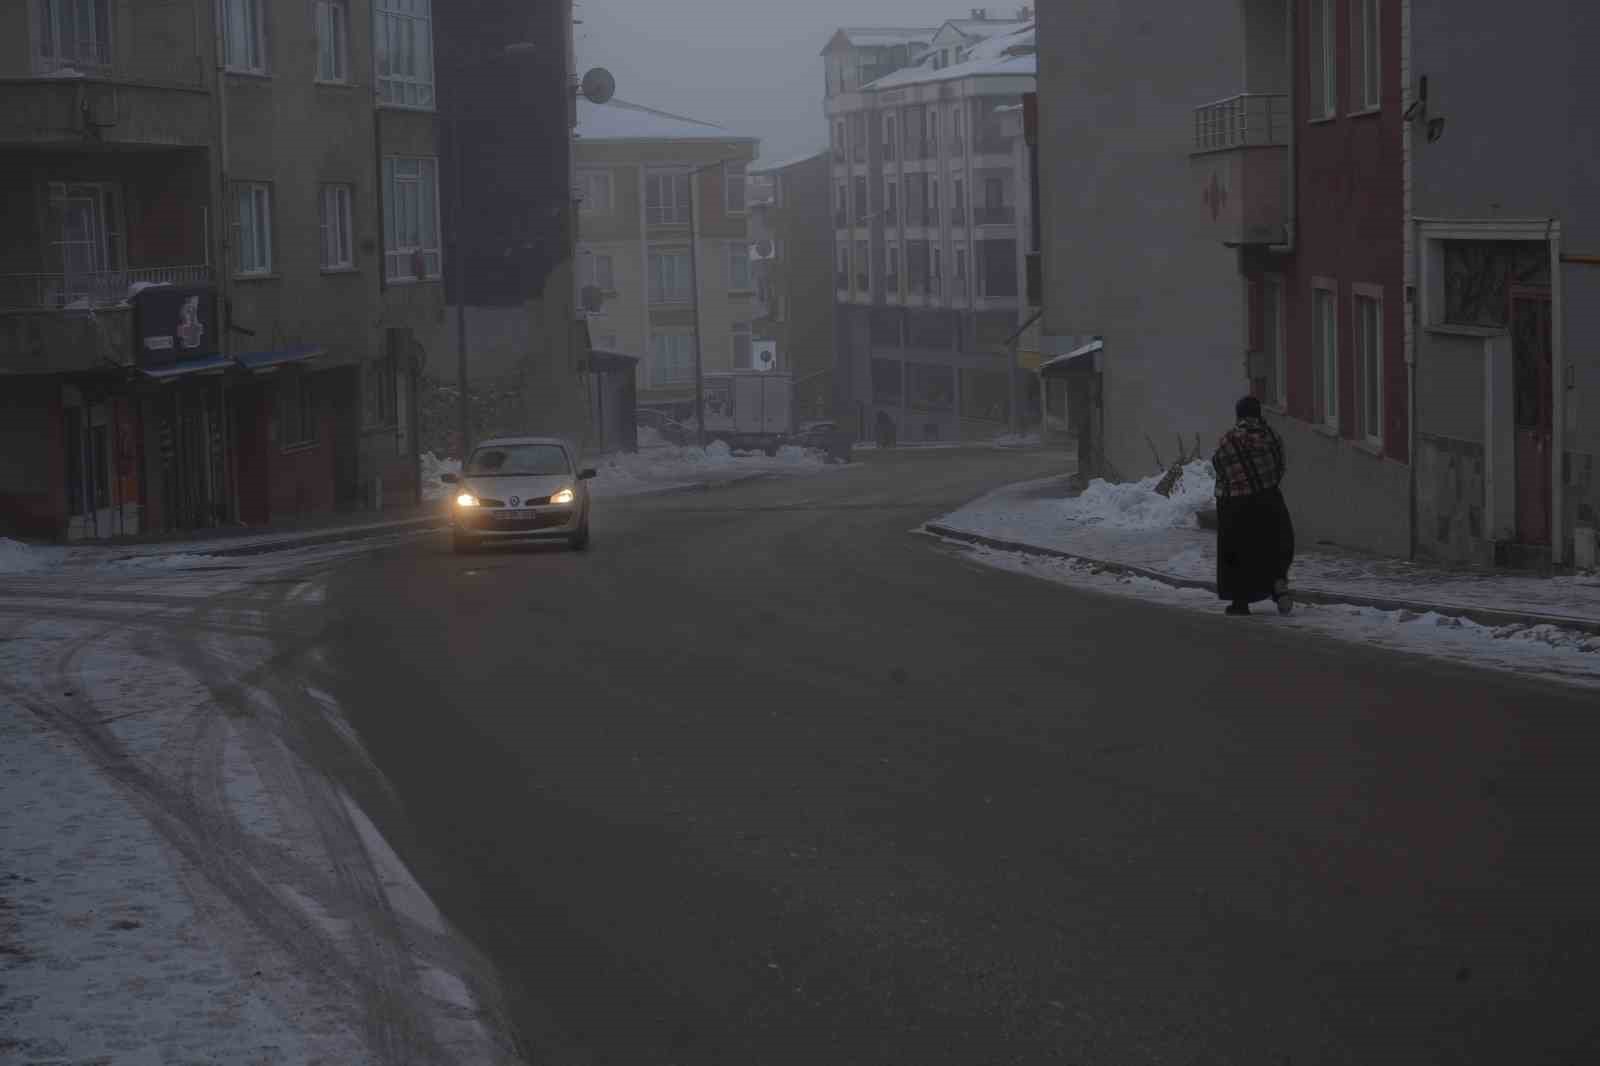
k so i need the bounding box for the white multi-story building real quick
[820,12,1037,444]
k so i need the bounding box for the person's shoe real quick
[1225,602,1251,616]
[1274,579,1294,615]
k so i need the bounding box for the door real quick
[1510,289,1553,545]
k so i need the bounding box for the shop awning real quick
[140,352,234,381]
[233,344,325,373]
[1037,339,1103,378]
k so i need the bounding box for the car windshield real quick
[464,444,570,477]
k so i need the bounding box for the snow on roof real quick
[939,17,1030,41]
[835,27,939,49]
[575,98,755,143]
[863,24,1035,91]
[749,148,829,175]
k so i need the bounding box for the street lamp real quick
[684,152,749,447]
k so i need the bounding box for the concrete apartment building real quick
[822,13,1039,445]
[573,98,759,416]
[747,149,836,421]
[0,0,444,539]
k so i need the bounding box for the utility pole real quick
[686,169,706,447]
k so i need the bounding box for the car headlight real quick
[456,493,479,507]
[550,487,575,505]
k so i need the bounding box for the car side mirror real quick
[578,468,597,480]
[440,473,458,484]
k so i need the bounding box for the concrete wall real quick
[754,152,835,420]
[0,377,65,538]
[1037,0,1250,481]
[1270,410,1412,559]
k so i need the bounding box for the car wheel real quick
[568,519,590,552]
[452,533,477,554]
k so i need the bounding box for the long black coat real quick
[1216,486,1295,603]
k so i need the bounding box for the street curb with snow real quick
[921,523,1600,636]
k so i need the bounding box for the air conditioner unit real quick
[752,340,778,371]
[749,239,776,262]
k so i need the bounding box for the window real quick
[977,238,1017,298]
[731,322,752,368]
[223,0,268,73]
[579,171,613,214]
[279,369,317,448]
[930,178,939,216]
[1312,281,1339,428]
[885,179,898,222]
[319,184,353,270]
[932,247,941,284]
[835,181,847,223]
[648,251,691,303]
[46,181,123,300]
[582,251,614,292]
[853,176,867,223]
[837,244,849,288]
[464,443,572,476]
[363,352,397,428]
[233,182,272,276]
[724,162,746,214]
[884,114,897,160]
[375,0,433,108]
[650,334,693,385]
[886,243,900,294]
[646,171,691,225]
[854,239,869,292]
[36,0,111,69]
[1309,0,1335,119]
[315,0,348,82]
[1353,285,1383,443]
[1352,0,1380,111]
[952,107,964,152]
[727,242,751,291]
[955,247,967,280]
[1262,275,1286,408]
[594,332,617,351]
[382,157,439,280]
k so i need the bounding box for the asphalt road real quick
[321,447,1600,1066]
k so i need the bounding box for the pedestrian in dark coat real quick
[1211,396,1295,615]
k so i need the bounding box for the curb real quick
[175,515,447,559]
[922,523,1600,636]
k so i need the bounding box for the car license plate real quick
[495,508,537,521]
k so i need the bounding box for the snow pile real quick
[990,432,1042,449]
[0,538,59,573]
[636,425,665,449]
[420,452,461,501]
[589,440,832,494]
[1062,460,1215,530]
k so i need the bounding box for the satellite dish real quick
[580,67,615,105]
[580,284,604,313]
[753,238,775,259]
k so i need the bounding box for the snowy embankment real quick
[929,462,1600,687]
[0,545,525,1063]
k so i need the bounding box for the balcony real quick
[951,209,967,228]
[1190,92,1289,246]
[856,272,869,293]
[834,209,848,228]
[973,205,1015,226]
[0,266,212,312]
[836,271,850,291]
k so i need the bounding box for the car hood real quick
[460,474,575,503]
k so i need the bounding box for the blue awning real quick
[140,352,234,381]
[233,344,325,373]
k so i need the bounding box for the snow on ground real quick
[587,440,837,497]
[0,537,65,573]
[0,541,524,1064]
[951,544,1600,688]
[421,451,462,501]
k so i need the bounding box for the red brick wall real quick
[1273,0,1408,462]
[268,376,338,522]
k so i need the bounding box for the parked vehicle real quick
[701,371,793,454]
[440,437,594,554]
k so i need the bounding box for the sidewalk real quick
[924,465,1600,636]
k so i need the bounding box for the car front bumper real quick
[452,504,582,540]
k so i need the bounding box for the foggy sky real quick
[575,1,1001,164]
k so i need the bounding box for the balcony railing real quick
[973,205,1015,226]
[0,265,213,312]
[1193,92,1290,152]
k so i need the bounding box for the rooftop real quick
[863,23,1035,91]
[821,27,938,54]
[575,98,756,143]
[749,148,830,175]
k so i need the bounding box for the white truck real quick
[700,371,794,454]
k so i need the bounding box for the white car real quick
[440,436,595,554]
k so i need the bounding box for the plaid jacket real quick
[1212,418,1286,499]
